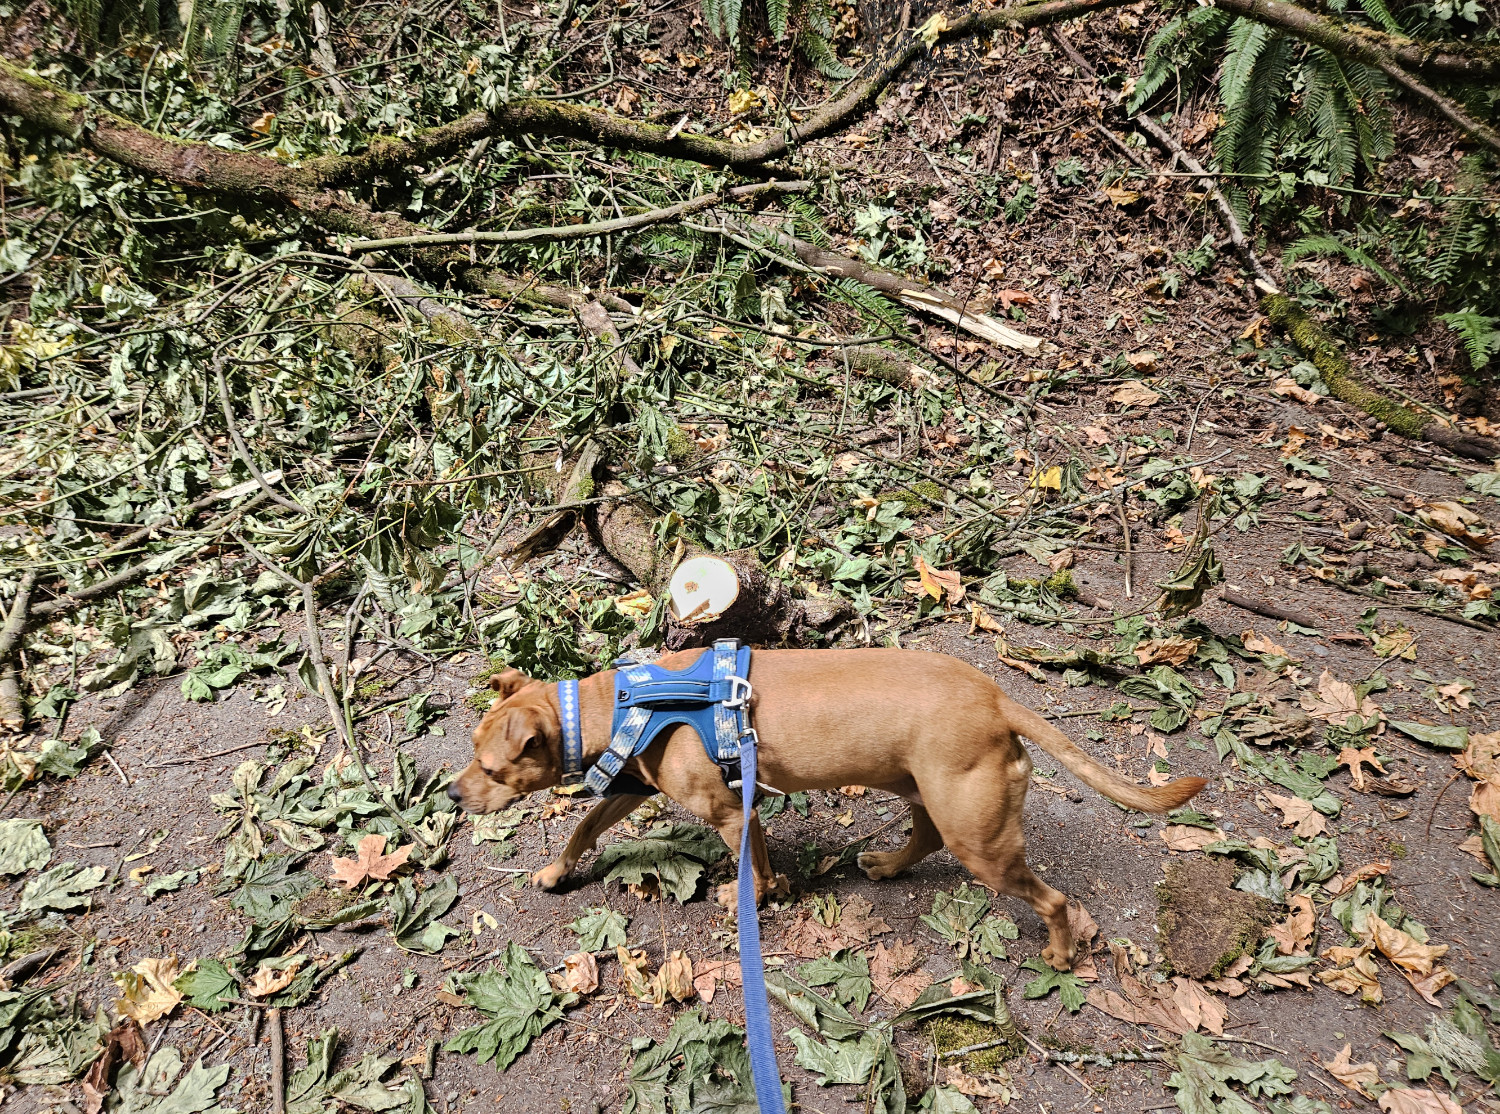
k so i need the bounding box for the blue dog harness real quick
[556,639,753,797]
[554,639,786,1113]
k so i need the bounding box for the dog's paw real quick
[857,851,899,881]
[715,881,739,909]
[530,862,569,891]
[768,873,792,900]
[1040,942,1076,971]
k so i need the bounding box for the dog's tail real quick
[1007,700,1208,813]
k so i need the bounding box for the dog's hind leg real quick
[695,797,788,909]
[857,803,944,880]
[532,793,647,891]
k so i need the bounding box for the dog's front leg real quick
[532,794,648,891]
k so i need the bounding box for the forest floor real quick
[3,0,1500,1112]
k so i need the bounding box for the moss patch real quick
[877,480,943,513]
[665,424,696,462]
[922,1016,1021,1072]
[1044,568,1077,599]
[1157,857,1275,979]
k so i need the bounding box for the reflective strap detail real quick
[712,640,744,761]
[558,680,584,785]
[586,703,652,796]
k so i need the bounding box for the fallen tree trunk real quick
[1262,294,1500,461]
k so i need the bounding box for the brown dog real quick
[449,647,1206,969]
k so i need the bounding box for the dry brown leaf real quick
[329,833,414,890]
[82,1020,146,1114]
[113,956,190,1024]
[1082,425,1112,446]
[1203,977,1248,997]
[838,894,892,944]
[1272,378,1322,405]
[1471,779,1500,824]
[1379,1089,1463,1114]
[247,959,304,998]
[1417,501,1491,547]
[784,912,845,958]
[693,959,742,1004]
[1266,894,1316,955]
[996,289,1037,310]
[1400,965,1457,1007]
[1160,824,1224,852]
[1112,380,1161,406]
[1265,792,1328,838]
[968,603,1004,635]
[869,939,932,1010]
[1323,1044,1381,1098]
[1133,635,1200,667]
[1170,978,1227,1035]
[906,555,965,605]
[1300,670,1382,722]
[945,1065,1015,1101]
[618,945,653,1000]
[1338,747,1386,792]
[650,950,695,1005]
[1317,945,1383,1004]
[1458,833,1490,865]
[1368,914,1447,975]
[1103,185,1142,208]
[1085,971,1189,1033]
[563,951,599,995]
[1241,629,1290,658]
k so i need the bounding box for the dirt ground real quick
[5,0,1500,1110]
[10,391,1498,1112]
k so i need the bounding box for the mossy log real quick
[1262,293,1499,461]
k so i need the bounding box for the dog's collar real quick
[558,679,585,786]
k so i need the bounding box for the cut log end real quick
[668,556,741,626]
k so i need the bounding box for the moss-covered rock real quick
[1157,857,1275,979]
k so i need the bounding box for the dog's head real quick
[447,668,562,813]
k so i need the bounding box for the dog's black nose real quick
[447,783,463,804]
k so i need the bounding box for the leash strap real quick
[737,726,786,1113]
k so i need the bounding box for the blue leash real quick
[736,728,787,1113]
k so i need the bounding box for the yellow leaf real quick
[915,11,948,46]
[249,111,277,135]
[613,589,654,620]
[727,88,761,115]
[114,956,191,1024]
[1368,914,1447,976]
[1103,185,1141,208]
[247,958,304,998]
[1032,466,1062,491]
[650,950,695,1005]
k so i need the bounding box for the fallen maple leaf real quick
[1457,731,1500,782]
[1241,629,1290,658]
[1171,978,1226,1035]
[113,956,190,1024]
[1112,380,1160,407]
[1368,914,1447,976]
[617,945,653,999]
[1300,670,1382,722]
[869,939,932,1010]
[1265,792,1328,837]
[1417,501,1491,547]
[650,950,694,1005]
[1323,1044,1381,1098]
[997,289,1036,310]
[562,951,599,995]
[1265,894,1315,955]
[1379,1089,1463,1114]
[1471,780,1500,824]
[1160,824,1224,852]
[693,959,742,1004]
[1317,944,1383,1004]
[1272,378,1322,405]
[1133,635,1200,667]
[330,833,414,890]
[906,555,964,605]
[1338,746,1386,791]
[968,602,1004,635]
[247,958,304,998]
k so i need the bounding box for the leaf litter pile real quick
[0,0,1498,1108]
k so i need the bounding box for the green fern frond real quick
[1438,310,1500,369]
[1358,0,1404,34]
[1129,6,1231,113]
[1283,232,1407,291]
[797,28,854,78]
[766,0,790,40]
[788,195,833,247]
[828,277,908,332]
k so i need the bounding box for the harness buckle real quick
[722,675,753,709]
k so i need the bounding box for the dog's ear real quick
[499,705,547,762]
[488,667,533,699]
